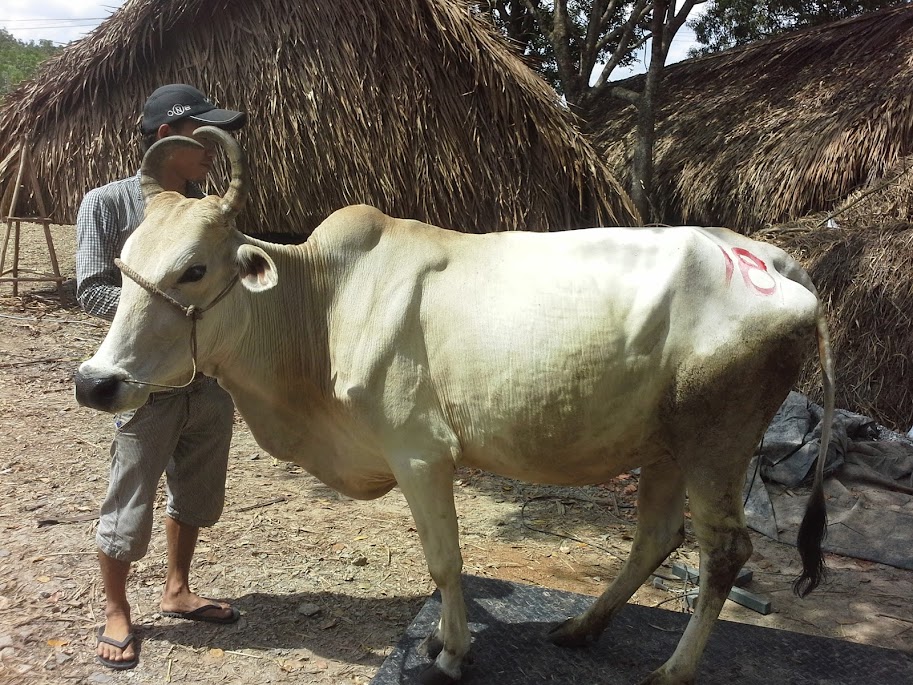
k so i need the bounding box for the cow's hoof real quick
[417,630,444,659]
[547,618,595,648]
[637,667,694,685]
[419,663,459,685]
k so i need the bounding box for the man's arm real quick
[75,190,123,321]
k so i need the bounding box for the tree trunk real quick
[631,2,667,223]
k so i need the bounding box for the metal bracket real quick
[667,562,772,615]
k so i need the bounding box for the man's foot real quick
[160,592,239,624]
[96,614,138,669]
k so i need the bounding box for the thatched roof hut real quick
[0,0,636,237]
[588,5,913,232]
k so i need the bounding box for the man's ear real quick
[236,244,278,292]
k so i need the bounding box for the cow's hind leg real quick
[394,457,470,685]
[549,460,686,646]
[640,467,753,685]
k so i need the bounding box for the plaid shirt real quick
[75,172,202,321]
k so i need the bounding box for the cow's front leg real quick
[394,456,469,684]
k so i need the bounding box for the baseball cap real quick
[141,84,246,134]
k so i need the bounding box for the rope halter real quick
[114,257,239,389]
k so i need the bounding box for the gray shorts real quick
[96,377,235,562]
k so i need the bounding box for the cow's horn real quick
[192,126,248,218]
[139,135,204,202]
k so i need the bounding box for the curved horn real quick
[139,135,204,203]
[192,125,248,218]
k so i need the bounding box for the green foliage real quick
[0,29,60,96]
[689,0,908,55]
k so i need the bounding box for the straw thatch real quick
[587,5,913,233]
[758,221,913,431]
[829,154,913,228]
[0,0,637,236]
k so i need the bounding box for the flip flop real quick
[161,602,240,624]
[96,626,139,670]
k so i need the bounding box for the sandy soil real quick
[0,223,910,684]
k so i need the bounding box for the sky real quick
[613,20,702,80]
[1,1,120,45]
[1,1,704,77]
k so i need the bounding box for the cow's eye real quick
[178,265,207,284]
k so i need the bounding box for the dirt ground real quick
[1,223,911,685]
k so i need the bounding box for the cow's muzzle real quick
[74,370,127,412]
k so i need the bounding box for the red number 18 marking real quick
[718,246,776,296]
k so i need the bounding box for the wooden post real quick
[0,143,27,294]
[0,140,64,296]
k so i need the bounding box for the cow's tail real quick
[793,300,835,597]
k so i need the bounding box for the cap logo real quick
[167,104,193,117]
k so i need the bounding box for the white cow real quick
[75,127,834,685]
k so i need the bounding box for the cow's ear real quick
[236,244,278,292]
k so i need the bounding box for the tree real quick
[476,1,646,110]
[0,29,59,96]
[689,0,907,54]
[477,1,707,221]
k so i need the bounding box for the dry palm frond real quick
[826,156,913,228]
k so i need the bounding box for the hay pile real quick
[759,220,913,431]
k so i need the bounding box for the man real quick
[76,84,247,670]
